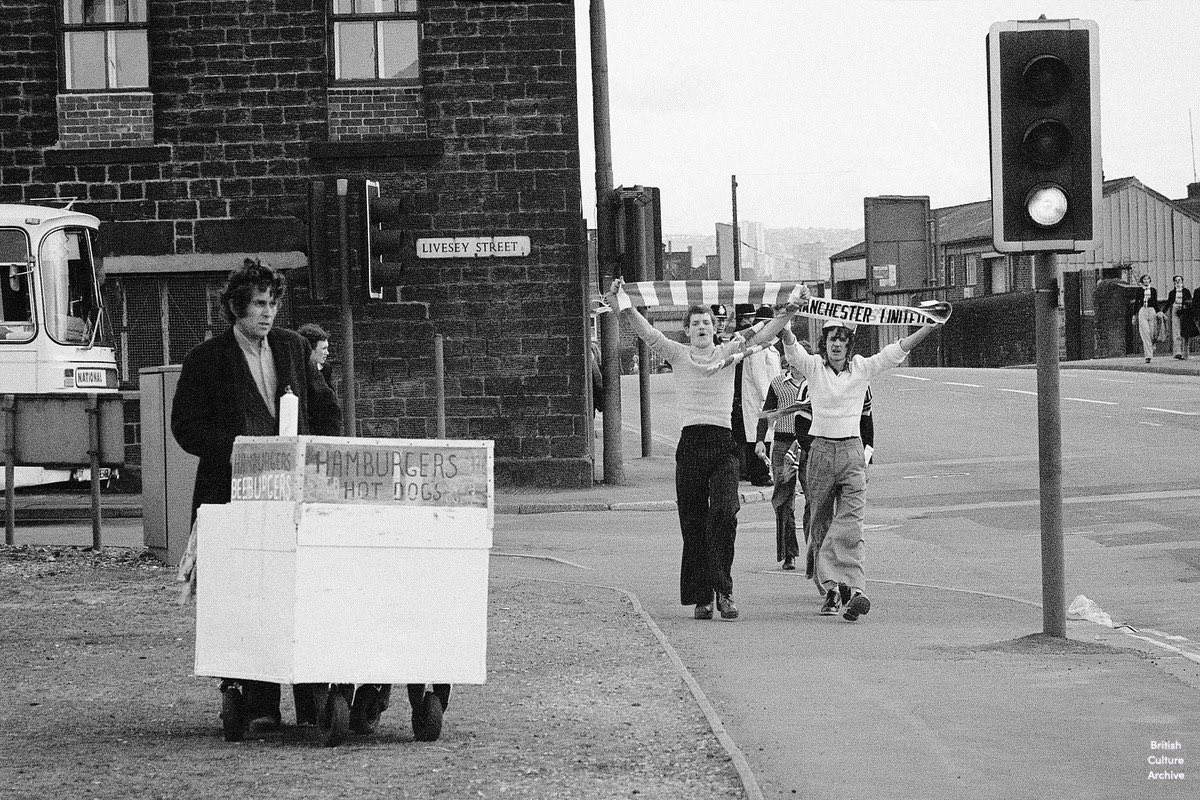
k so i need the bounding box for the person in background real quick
[728,305,755,481]
[297,322,334,388]
[589,337,604,417]
[755,336,802,570]
[1130,274,1159,363]
[737,305,781,487]
[172,259,342,736]
[1164,275,1194,360]
[783,288,939,622]
[610,279,800,621]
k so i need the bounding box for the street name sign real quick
[416,235,531,258]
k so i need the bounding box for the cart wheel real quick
[350,685,382,735]
[320,688,351,747]
[220,685,247,743]
[415,691,443,742]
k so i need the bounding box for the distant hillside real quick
[663,226,863,282]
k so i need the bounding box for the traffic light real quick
[987,18,1100,253]
[611,185,663,282]
[363,179,405,300]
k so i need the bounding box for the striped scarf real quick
[611,280,952,327]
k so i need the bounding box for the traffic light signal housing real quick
[987,18,1100,253]
[611,185,663,282]
[363,179,405,300]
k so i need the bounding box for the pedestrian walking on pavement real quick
[1130,274,1160,363]
[759,330,876,576]
[783,287,939,621]
[1164,275,1194,359]
[608,279,799,620]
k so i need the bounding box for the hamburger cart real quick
[194,434,493,745]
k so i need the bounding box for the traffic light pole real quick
[336,179,357,436]
[590,0,623,484]
[1034,251,1065,637]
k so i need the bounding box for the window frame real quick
[0,228,38,344]
[59,0,150,92]
[330,0,422,85]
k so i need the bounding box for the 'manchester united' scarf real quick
[610,280,952,326]
[607,280,953,372]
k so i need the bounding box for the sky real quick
[574,0,1200,235]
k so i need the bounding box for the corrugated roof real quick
[933,199,993,245]
[835,177,1200,252]
[829,241,865,261]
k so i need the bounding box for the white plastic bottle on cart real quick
[279,386,298,436]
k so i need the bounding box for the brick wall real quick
[329,87,427,140]
[56,93,154,148]
[322,0,587,486]
[3,0,590,488]
[0,1,59,190]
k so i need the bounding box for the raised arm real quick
[606,278,659,342]
[899,323,940,353]
[744,307,797,348]
[745,284,810,349]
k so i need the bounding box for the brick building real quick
[1,0,591,487]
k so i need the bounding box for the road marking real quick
[893,373,931,381]
[1095,377,1135,384]
[1124,634,1200,666]
[1142,406,1200,416]
[1141,628,1190,643]
[901,472,971,480]
[943,381,983,388]
[1138,420,1164,427]
[1063,397,1118,405]
[997,388,1037,396]
[884,488,1200,517]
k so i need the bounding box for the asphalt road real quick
[553,365,1200,798]
[616,365,1200,644]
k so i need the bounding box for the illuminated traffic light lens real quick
[1022,119,1072,166]
[1025,185,1069,228]
[1022,55,1071,103]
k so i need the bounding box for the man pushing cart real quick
[174,260,491,745]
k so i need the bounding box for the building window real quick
[332,0,420,82]
[965,253,978,287]
[1,230,35,343]
[61,0,149,90]
[986,257,1008,294]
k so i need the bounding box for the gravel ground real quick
[0,545,745,800]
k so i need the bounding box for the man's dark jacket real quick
[171,327,342,519]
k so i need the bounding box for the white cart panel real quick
[195,436,493,686]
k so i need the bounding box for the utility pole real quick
[634,191,652,458]
[591,0,623,484]
[1034,252,1065,637]
[731,174,741,280]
